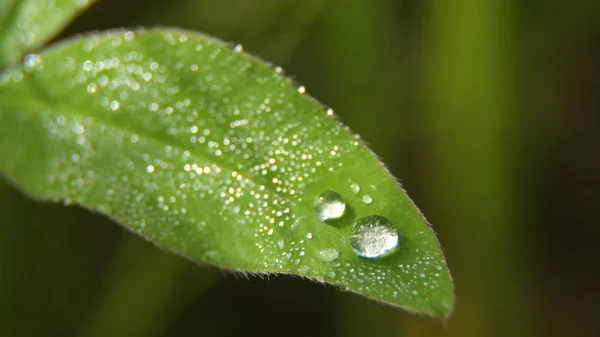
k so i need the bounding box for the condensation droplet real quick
[361,194,373,204]
[350,215,399,259]
[23,54,42,72]
[314,190,346,221]
[318,248,340,263]
[202,251,218,263]
[350,182,360,195]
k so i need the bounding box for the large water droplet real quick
[318,248,340,263]
[314,190,346,221]
[350,215,399,259]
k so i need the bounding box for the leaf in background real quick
[0,0,94,67]
[0,28,453,318]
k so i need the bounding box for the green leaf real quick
[0,28,454,318]
[0,0,94,67]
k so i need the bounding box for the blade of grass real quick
[78,234,219,337]
[420,0,540,335]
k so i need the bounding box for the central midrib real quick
[0,93,278,196]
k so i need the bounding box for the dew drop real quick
[350,215,399,259]
[23,54,42,72]
[87,83,97,94]
[314,190,346,221]
[233,44,244,53]
[202,251,218,263]
[361,194,373,204]
[318,248,340,263]
[350,182,360,195]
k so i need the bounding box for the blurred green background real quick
[1,0,600,336]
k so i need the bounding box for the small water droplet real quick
[318,248,340,263]
[361,194,373,204]
[202,251,218,263]
[233,44,243,53]
[350,182,360,194]
[314,191,346,221]
[23,54,42,72]
[350,215,399,259]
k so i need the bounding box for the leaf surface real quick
[0,28,453,318]
[0,0,94,66]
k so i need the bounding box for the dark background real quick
[1,0,600,336]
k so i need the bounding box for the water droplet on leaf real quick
[361,194,373,204]
[314,190,346,221]
[202,251,218,263]
[318,248,340,263]
[350,182,360,195]
[350,215,399,259]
